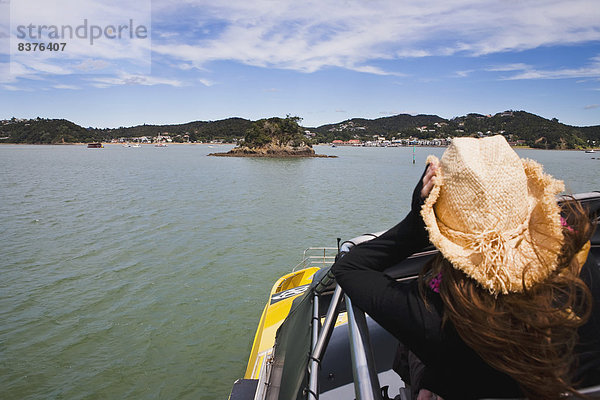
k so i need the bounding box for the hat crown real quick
[435,136,530,234]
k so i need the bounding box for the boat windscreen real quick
[265,290,314,400]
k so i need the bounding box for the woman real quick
[332,135,600,399]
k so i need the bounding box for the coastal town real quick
[107,130,517,148]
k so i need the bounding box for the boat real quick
[131,143,141,148]
[230,192,600,400]
[155,142,168,147]
[586,149,596,153]
[87,143,103,148]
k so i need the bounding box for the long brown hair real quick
[421,199,596,399]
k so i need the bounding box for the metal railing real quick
[306,271,383,400]
[293,247,338,272]
[307,271,342,400]
[345,294,383,400]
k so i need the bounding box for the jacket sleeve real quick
[332,209,429,276]
[330,208,436,349]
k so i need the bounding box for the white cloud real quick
[53,84,80,89]
[151,0,600,74]
[486,64,532,72]
[350,65,407,77]
[396,49,431,58]
[2,84,24,91]
[481,55,600,81]
[3,0,600,90]
[10,59,72,75]
[73,59,112,71]
[499,56,600,80]
[157,31,178,39]
[455,70,474,78]
[198,78,214,87]
[88,73,184,87]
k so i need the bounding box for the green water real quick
[1,144,598,399]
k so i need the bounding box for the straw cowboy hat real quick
[421,135,565,294]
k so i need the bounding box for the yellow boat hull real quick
[244,267,320,379]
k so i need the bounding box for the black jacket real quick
[332,208,600,399]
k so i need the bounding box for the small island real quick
[208,116,336,158]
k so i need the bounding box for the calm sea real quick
[1,144,598,400]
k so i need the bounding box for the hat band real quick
[437,217,530,293]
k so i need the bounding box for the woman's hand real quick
[411,159,440,214]
[420,160,439,199]
[417,388,444,400]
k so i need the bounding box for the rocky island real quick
[208,116,335,158]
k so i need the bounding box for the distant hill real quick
[98,117,253,143]
[0,118,109,144]
[448,111,591,149]
[1,111,598,149]
[0,117,253,144]
[311,113,445,142]
[309,111,599,149]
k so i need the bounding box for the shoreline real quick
[208,152,336,158]
[0,142,597,151]
[0,142,237,146]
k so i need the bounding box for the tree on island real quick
[209,115,334,157]
[242,115,309,148]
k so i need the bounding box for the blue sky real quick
[1,0,599,128]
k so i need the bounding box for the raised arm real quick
[331,162,440,347]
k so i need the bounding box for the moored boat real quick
[230,192,600,400]
[87,142,103,148]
